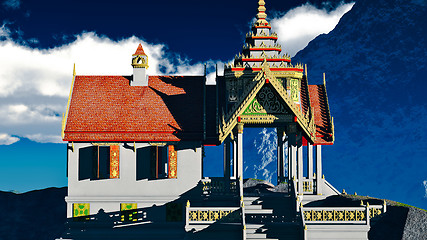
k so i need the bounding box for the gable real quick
[242,85,289,116]
[219,63,316,143]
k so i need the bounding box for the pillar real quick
[277,128,284,184]
[236,123,244,179]
[307,142,313,180]
[224,139,231,180]
[297,137,303,195]
[316,145,323,195]
[287,133,297,180]
[232,139,237,179]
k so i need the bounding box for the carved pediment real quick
[243,86,288,115]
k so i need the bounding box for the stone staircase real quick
[244,195,303,240]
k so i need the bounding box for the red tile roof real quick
[300,76,310,116]
[133,43,146,56]
[64,75,205,142]
[308,85,334,145]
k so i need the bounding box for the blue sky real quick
[1,0,425,209]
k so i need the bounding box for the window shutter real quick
[110,145,120,179]
[168,145,177,178]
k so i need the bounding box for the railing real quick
[185,201,242,231]
[302,207,368,224]
[67,209,147,229]
[200,177,238,196]
[362,201,387,219]
[302,179,316,194]
[301,203,386,225]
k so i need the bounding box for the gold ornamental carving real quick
[243,86,287,115]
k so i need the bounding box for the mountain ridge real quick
[292,0,427,209]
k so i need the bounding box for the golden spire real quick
[256,0,269,25]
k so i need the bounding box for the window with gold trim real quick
[78,145,120,180]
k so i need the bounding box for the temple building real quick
[59,1,386,240]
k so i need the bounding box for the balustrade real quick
[301,203,386,225]
[200,177,238,196]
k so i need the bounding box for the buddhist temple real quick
[58,1,386,239]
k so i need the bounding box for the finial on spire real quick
[323,72,326,86]
[131,43,149,86]
[256,0,268,25]
[305,64,308,78]
[73,63,76,77]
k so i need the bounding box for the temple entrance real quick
[243,127,279,185]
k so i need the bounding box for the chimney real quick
[131,43,149,86]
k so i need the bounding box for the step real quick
[246,235,279,240]
[245,205,263,210]
[246,224,267,234]
[246,238,278,240]
[247,233,267,238]
[245,208,273,214]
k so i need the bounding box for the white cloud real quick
[24,134,62,144]
[2,0,21,9]
[0,23,11,39]
[0,133,19,145]
[252,128,278,183]
[271,2,354,56]
[0,2,355,144]
[0,33,220,143]
[424,180,427,198]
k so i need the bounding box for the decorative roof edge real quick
[62,64,76,140]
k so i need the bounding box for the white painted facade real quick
[65,142,202,218]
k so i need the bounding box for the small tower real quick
[131,43,149,86]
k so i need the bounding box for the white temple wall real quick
[66,142,202,217]
[254,39,275,47]
[250,50,278,58]
[256,28,270,35]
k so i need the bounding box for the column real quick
[287,133,297,180]
[223,139,231,179]
[236,123,244,198]
[316,145,323,195]
[232,139,237,179]
[236,123,244,178]
[307,142,313,180]
[277,128,284,184]
[297,136,303,195]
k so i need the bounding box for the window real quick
[150,146,167,179]
[136,145,177,180]
[78,145,120,180]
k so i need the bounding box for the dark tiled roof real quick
[308,85,334,145]
[300,76,311,116]
[64,75,205,142]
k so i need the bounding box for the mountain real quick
[0,187,67,240]
[292,0,427,209]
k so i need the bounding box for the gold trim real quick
[149,142,167,147]
[237,123,244,134]
[92,142,121,146]
[62,64,76,140]
[220,63,316,143]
